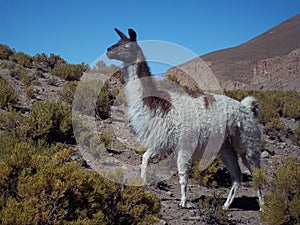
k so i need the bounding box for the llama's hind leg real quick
[220,146,242,210]
[141,148,155,183]
[241,153,264,210]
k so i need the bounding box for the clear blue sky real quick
[1,0,300,73]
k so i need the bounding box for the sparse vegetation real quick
[253,156,300,225]
[0,101,161,225]
[0,76,18,108]
[25,86,34,98]
[294,122,300,144]
[58,81,78,105]
[1,41,300,224]
[0,44,14,60]
[27,101,73,143]
[0,143,161,225]
[96,83,112,119]
[91,60,120,76]
[224,90,300,124]
[198,189,232,225]
[12,52,33,68]
[52,62,85,81]
[192,158,220,187]
[98,132,113,148]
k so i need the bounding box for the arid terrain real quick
[167,14,300,91]
[1,14,300,225]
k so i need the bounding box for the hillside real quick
[1,33,300,224]
[167,14,300,91]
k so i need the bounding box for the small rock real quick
[166,191,173,197]
[261,151,270,158]
[155,219,167,225]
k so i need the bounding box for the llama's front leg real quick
[179,173,188,207]
[141,149,154,183]
[177,150,191,208]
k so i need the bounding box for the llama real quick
[106,28,264,210]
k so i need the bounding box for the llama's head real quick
[107,28,142,64]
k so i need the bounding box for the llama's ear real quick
[128,29,137,42]
[115,28,128,40]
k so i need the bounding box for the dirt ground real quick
[87,115,299,225]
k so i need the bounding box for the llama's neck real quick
[124,60,172,116]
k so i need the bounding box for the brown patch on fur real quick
[137,61,173,115]
[143,95,172,114]
[204,94,216,109]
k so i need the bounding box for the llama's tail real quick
[241,96,260,118]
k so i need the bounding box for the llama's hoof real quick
[222,205,230,210]
[179,201,194,209]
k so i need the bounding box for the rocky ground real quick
[94,112,299,225]
[1,61,299,225]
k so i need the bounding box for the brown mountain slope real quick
[167,14,300,91]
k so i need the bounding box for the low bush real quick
[0,44,14,60]
[27,101,73,143]
[198,189,232,225]
[0,76,18,108]
[59,81,78,105]
[25,86,34,98]
[0,145,161,224]
[52,62,84,81]
[13,52,33,68]
[72,79,112,119]
[253,156,300,225]
[224,90,300,125]
[96,83,112,119]
[48,53,66,69]
[98,132,113,148]
[192,158,221,187]
[33,53,49,71]
[294,122,300,145]
[0,105,161,224]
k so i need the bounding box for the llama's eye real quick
[123,44,130,49]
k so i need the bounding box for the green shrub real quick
[33,53,49,71]
[92,60,119,75]
[48,53,66,69]
[0,44,14,60]
[0,107,161,224]
[294,122,300,145]
[27,101,73,143]
[192,158,220,187]
[281,91,300,119]
[98,132,112,148]
[9,64,23,79]
[0,76,18,108]
[13,52,33,68]
[224,90,300,125]
[25,86,34,98]
[96,83,112,119]
[265,118,285,130]
[59,81,78,105]
[73,79,112,119]
[198,189,231,224]
[52,62,84,81]
[0,144,160,224]
[253,156,300,225]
